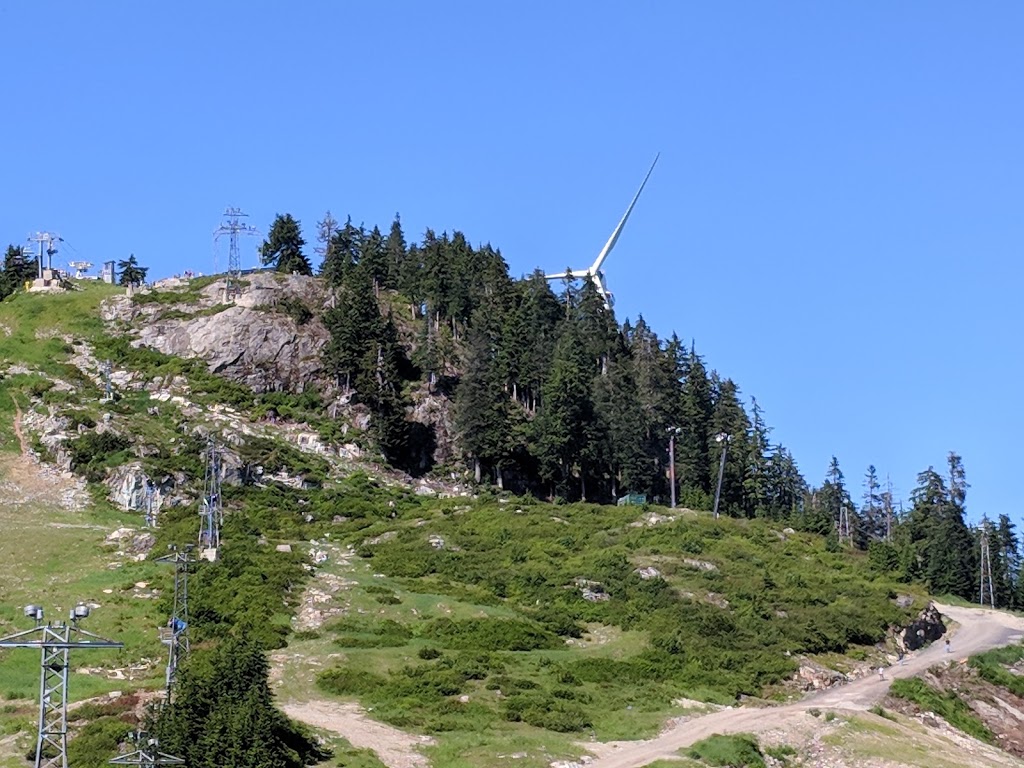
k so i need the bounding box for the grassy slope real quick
[0,282,941,768]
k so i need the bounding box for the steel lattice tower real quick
[198,439,222,553]
[979,520,996,609]
[156,545,195,701]
[0,605,122,768]
[838,505,853,547]
[213,208,259,298]
[108,732,184,768]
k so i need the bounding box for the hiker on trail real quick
[945,638,951,654]
[877,666,885,681]
[897,649,905,666]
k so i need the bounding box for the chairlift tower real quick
[0,604,123,768]
[712,432,731,519]
[197,439,222,558]
[213,208,259,299]
[144,482,156,528]
[979,520,996,609]
[108,731,184,768]
[156,545,195,700]
[28,232,62,278]
[838,505,853,547]
[101,360,113,403]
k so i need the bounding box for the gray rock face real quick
[108,273,330,395]
[135,305,327,394]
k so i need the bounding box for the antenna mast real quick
[213,208,259,299]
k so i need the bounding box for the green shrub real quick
[423,617,561,652]
[889,678,993,743]
[66,717,133,768]
[686,733,765,768]
[318,668,387,697]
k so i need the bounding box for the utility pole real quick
[712,432,731,519]
[213,208,259,300]
[109,731,184,768]
[144,482,155,528]
[0,604,123,768]
[197,438,222,559]
[667,426,681,509]
[979,520,996,609]
[156,545,195,701]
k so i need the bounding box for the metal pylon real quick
[156,546,195,701]
[0,606,122,768]
[197,439,222,554]
[838,505,853,547]
[109,731,184,768]
[980,521,996,608]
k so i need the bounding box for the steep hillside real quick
[0,279,1018,768]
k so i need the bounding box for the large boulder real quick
[902,601,947,651]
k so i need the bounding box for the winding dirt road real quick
[585,603,1024,768]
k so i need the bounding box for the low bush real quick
[686,733,765,767]
[423,617,561,652]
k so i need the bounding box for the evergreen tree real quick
[154,636,325,768]
[533,321,597,499]
[745,397,772,517]
[314,210,339,264]
[322,268,380,390]
[384,213,407,290]
[454,303,514,485]
[320,216,363,286]
[117,254,148,286]
[1,244,37,297]
[676,346,713,496]
[261,214,311,275]
[862,465,884,541]
[356,311,409,464]
[359,225,388,293]
[995,514,1019,608]
[706,377,750,516]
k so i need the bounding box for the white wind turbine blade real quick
[589,152,660,275]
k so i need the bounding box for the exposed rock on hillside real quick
[902,601,947,651]
[107,274,329,394]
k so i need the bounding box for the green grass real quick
[685,733,765,767]
[888,678,994,743]
[968,642,1024,697]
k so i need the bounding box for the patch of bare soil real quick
[282,700,435,768]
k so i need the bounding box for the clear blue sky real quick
[2,3,1022,523]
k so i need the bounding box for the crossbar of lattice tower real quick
[0,605,123,768]
[109,731,184,768]
[979,520,996,609]
[156,545,195,701]
[197,438,222,556]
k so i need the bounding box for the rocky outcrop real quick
[901,601,947,651]
[106,273,330,394]
[135,306,327,394]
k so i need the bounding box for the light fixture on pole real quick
[667,426,682,509]
[712,432,731,519]
[0,603,123,768]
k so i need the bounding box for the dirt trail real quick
[282,700,435,768]
[585,603,1024,768]
[11,395,28,455]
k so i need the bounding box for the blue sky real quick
[2,3,1022,523]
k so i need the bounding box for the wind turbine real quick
[545,153,659,307]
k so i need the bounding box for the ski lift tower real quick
[197,439,222,561]
[0,604,123,768]
[109,731,184,768]
[156,545,195,701]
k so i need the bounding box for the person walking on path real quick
[945,638,951,654]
